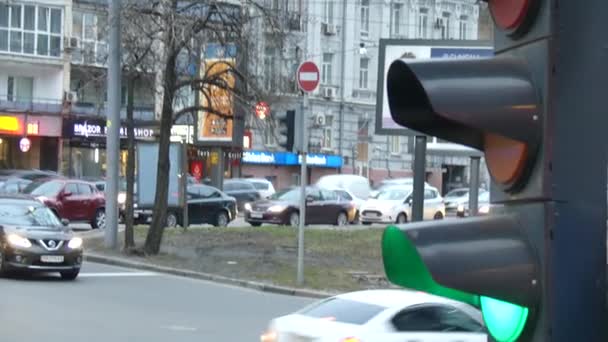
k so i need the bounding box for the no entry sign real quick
[297,61,320,93]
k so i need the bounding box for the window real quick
[73,10,108,65]
[322,53,333,84]
[418,8,429,38]
[389,136,400,154]
[77,184,93,195]
[300,297,385,325]
[200,185,221,199]
[65,183,79,195]
[307,189,322,201]
[263,47,276,90]
[335,190,352,201]
[391,3,402,36]
[435,306,484,332]
[360,0,370,36]
[322,127,332,149]
[321,189,338,201]
[324,0,334,25]
[424,189,436,200]
[7,76,33,102]
[263,121,276,146]
[359,58,369,89]
[0,4,62,57]
[441,13,451,39]
[459,15,468,40]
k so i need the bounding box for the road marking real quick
[161,325,198,332]
[78,272,158,277]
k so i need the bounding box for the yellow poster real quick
[197,59,235,142]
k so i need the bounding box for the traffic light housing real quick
[276,110,295,152]
[383,1,608,341]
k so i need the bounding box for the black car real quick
[244,187,355,227]
[0,195,83,280]
[223,179,261,211]
[162,184,237,228]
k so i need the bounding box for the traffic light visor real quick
[386,57,541,151]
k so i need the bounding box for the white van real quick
[316,175,371,200]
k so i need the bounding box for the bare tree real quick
[113,0,284,254]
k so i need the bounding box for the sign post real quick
[296,61,320,286]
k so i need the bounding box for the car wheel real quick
[0,250,9,277]
[434,212,444,220]
[215,211,229,227]
[91,209,106,229]
[336,212,349,226]
[60,269,80,280]
[250,222,262,227]
[396,213,407,224]
[166,212,178,228]
[288,212,300,227]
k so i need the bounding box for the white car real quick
[244,178,276,199]
[260,289,487,342]
[321,187,366,223]
[360,186,445,224]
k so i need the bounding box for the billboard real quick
[136,142,184,208]
[375,39,493,136]
[196,59,236,142]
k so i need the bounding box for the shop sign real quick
[64,119,157,139]
[242,151,343,168]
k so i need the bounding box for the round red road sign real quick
[488,0,538,37]
[255,101,270,120]
[297,61,320,93]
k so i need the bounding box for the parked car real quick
[260,289,486,342]
[244,186,356,227]
[316,174,371,200]
[0,177,32,194]
[0,169,63,181]
[444,188,487,215]
[244,178,276,199]
[133,184,237,228]
[457,191,491,217]
[223,179,261,210]
[0,195,83,280]
[22,179,106,229]
[360,185,445,224]
[93,179,128,219]
[168,184,237,228]
[370,178,432,198]
[331,188,365,223]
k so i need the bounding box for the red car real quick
[23,179,106,229]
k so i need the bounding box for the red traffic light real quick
[255,101,270,120]
[485,0,539,36]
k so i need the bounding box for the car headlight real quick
[457,204,465,212]
[479,204,490,214]
[68,237,83,249]
[260,330,277,342]
[268,205,286,213]
[244,203,252,211]
[7,234,32,248]
[117,193,126,205]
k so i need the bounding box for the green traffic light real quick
[382,225,530,342]
[480,296,529,342]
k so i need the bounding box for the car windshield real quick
[270,188,300,201]
[446,189,468,198]
[0,204,62,228]
[251,182,269,190]
[299,297,386,325]
[23,180,63,196]
[376,188,410,201]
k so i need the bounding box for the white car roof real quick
[335,289,457,308]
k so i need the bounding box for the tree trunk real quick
[124,73,136,250]
[144,6,178,254]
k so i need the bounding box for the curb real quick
[84,253,336,299]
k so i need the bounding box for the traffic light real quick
[382,1,607,342]
[276,110,295,151]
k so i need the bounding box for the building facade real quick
[247,0,490,192]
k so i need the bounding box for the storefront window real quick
[62,140,129,179]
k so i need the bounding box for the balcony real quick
[0,95,63,114]
[71,101,156,122]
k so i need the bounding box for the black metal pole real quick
[412,135,426,222]
[468,156,480,216]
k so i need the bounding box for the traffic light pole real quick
[468,156,480,216]
[412,135,426,222]
[296,94,308,286]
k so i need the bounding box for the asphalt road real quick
[1,262,314,342]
